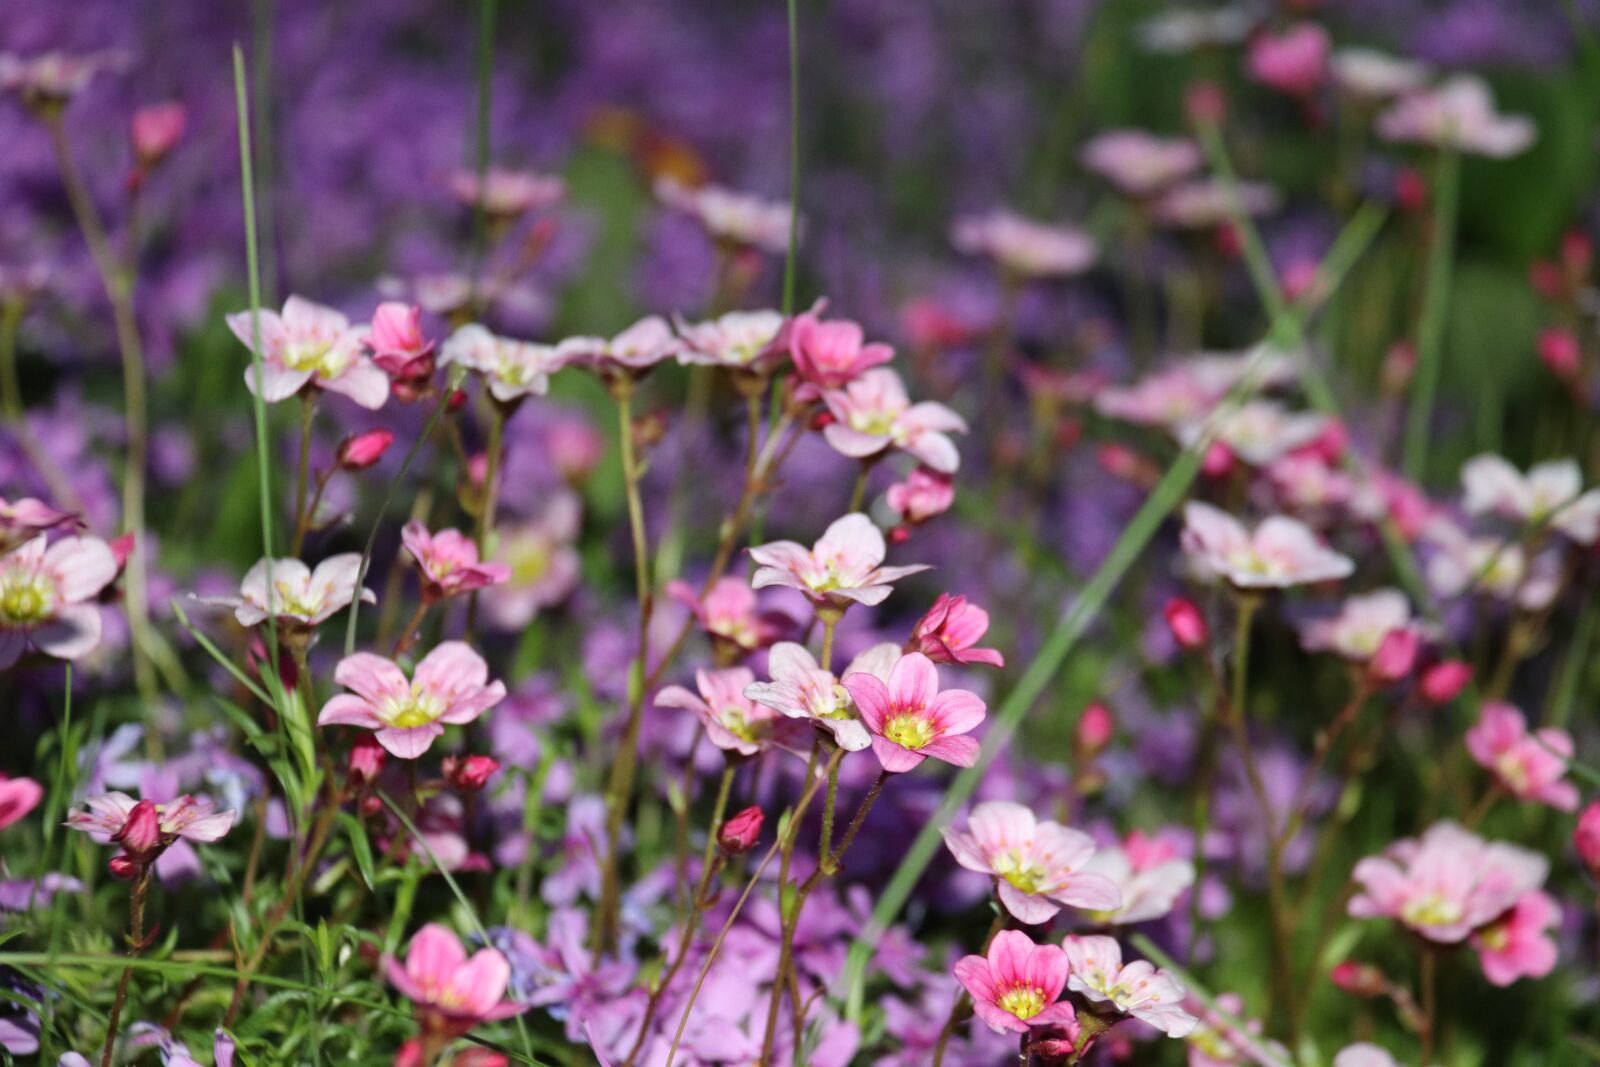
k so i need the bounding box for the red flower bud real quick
[113,799,163,856]
[1185,80,1228,126]
[448,389,470,413]
[1575,801,1600,878]
[1164,597,1208,651]
[718,805,764,855]
[1076,703,1113,756]
[1561,230,1592,276]
[1537,328,1582,381]
[444,754,500,793]
[108,853,143,880]
[1394,168,1427,213]
[1419,659,1471,704]
[131,101,186,166]
[1368,629,1419,683]
[347,734,387,786]
[1330,960,1387,997]
[1200,441,1235,479]
[338,429,395,470]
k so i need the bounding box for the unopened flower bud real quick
[444,754,500,793]
[339,429,395,470]
[1164,597,1208,651]
[718,805,764,855]
[1561,230,1592,276]
[1538,328,1582,381]
[131,101,186,166]
[1382,341,1416,393]
[1330,960,1387,997]
[447,388,470,413]
[1368,628,1419,683]
[1200,441,1235,479]
[1575,801,1600,878]
[113,799,163,856]
[1185,80,1227,126]
[347,734,387,786]
[1077,703,1113,757]
[108,853,143,880]
[1394,168,1426,213]
[1419,659,1471,704]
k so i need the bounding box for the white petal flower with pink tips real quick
[942,801,1122,923]
[1078,830,1196,925]
[1180,502,1354,588]
[750,513,929,610]
[951,209,1097,278]
[0,534,117,669]
[1461,454,1600,545]
[821,369,968,473]
[227,295,389,410]
[1300,588,1415,662]
[1062,935,1197,1037]
[66,791,236,846]
[1377,75,1535,158]
[210,554,375,629]
[441,323,565,402]
[743,641,900,752]
[318,642,506,759]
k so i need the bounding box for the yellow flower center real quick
[384,684,444,729]
[507,540,551,582]
[883,712,935,750]
[283,336,345,376]
[992,848,1047,894]
[1401,892,1464,929]
[0,571,55,624]
[998,984,1048,1020]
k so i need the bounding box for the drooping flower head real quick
[1461,454,1600,544]
[1080,129,1202,198]
[952,930,1078,1034]
[1377,75,1535,158]
[750,513,929,612]
[1348,820,1548,942]
[1181,502,1354,588]
[226,296,389,410]
[214,554,374,631]
[441,324,565,403]
[1464,702,1579,812]
[1062,935,1198,1037]
[1469,890,1559,987]
[0,497,79,552]
[402,522,512,601]
[318,642,507,759]
[843,651,985,772]
[821,369,967,473]
[942,801,1121,923]
[385,923,528,1041]
[951,210,1098,279]
[655,667,807,757]
[665,577,787,655]
[909,594,1004,667]
[743,641,900,752]
[368,303,436,380]
[67,792,235,876]
[0,535,117,669]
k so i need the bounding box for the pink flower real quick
[655,667,806,757]
[655,176,793,252]
[743,640,900,752]
[0,49,123,108]
[1470,890,1559,986]
[952,930,1078,1034]
[0,496,79,551]
[556,316,682,380]
[843,651,985,773]
[1575,801,1600,876]
[1539,328,1582,380]
[1173,401,1326,467]
[1079,830,1196,924]
[750,513,929,610]
[1186,992,1284,1067]
[402,522,512,600]
[1331,48,1430,100]
[1154,179,1280,229]
[951,210,1097,278]
[1164,597,1208,650]
[886,467,955,527]
[1464,703,1579,812]
[226,296,389,410]
[481,493,583,629]
[942,801,1121,923]
[318,642,507,759]
[717,805,764,854]
[673,310,789,376]
[368,302,436,379]
[788,312,895,391]
[67,792,235,856]
[0,775,43,830]
[1377,75,1535,158]
[1461,454,1600,545]
[1368,629,1419,682]
[211,553,374,629]
[1080,129,1201,198]
[665,577,786,654]
[1300,589,1414,662]
[450,167,565,219]
[1348,821,1549,943]
[441,324,564,402]
[1420,660,1472,705]
[1180,502,1354,588]
[1062,935,1197,1037]
[1332,1045,1399,1067]
[338,429,395,470]
[385,923,527,1039]
[1246,22,1330,97]
[821,369,967,473]
[0,535,117,669]
[130,101,186,165]
[909,593,1004,667]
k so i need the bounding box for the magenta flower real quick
[655,176,794,252]
[1062,935,1197,1037]
[1300,589,1415,662]
[368,302,436,379]
[402,522,512,600]
[843,651,985,772]
[952,930,1078,1034]
[1470,890,1559,987]
[787,312,895,391]
[209,553,374,629]
[1464,703,1579,812]
[131,101,186,165]
[951,209,1097,278]
[0,776,43,831]
[0,535,118,669]
[67,792,235,860]
[385,923,527,1040]
[1079,830,1196,924]
[450,167,565,219]
[1461,454,1600,545]
[556,316,682,381]
[665,577,786,654]
[942,801,1120,923]
[1377,75,1535,158]
[226,296,389,410]
[655,667,806,757]
[1246,22,1330,97]
[1180,502,1354,589]
[673,310,788,376]
[318,642,507,759]
[744,641,901,752]
[0,496,78,551]
[1349,821,1549,943]
[1080,129,1201,198]
[750,513,929,610]
[909,594,1004,668]
[821,369,967,473]
[886,467,955,528]
[441,324,565,402]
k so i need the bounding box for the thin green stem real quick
[781,0,800,314]
[1402,147,1460,480]
[290,391,316,555]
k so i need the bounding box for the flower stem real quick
[101,868,150,1067]
[1401,146,1460,481]
[290,391,316,555]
